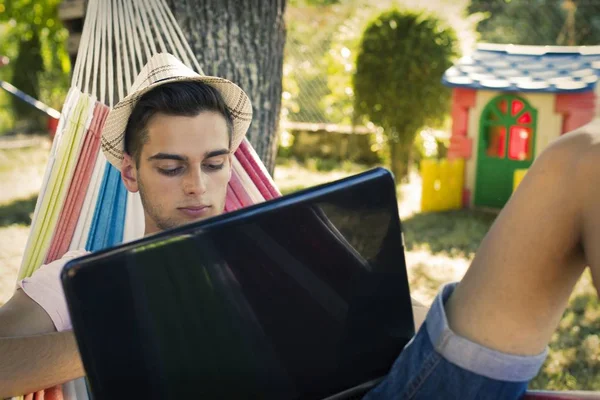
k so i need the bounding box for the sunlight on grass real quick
[0,139,50,204]
[0,225,30,306]
[0,139,49,306]
[402,209,498,258]
[273,157,368,196]
[405,251,470,305]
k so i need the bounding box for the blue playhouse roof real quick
[442,43,600,93]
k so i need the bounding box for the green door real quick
[474,95,537,208]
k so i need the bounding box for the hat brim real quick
[101,75,252,170]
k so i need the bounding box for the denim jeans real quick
[363,283,548,399]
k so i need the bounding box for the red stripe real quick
[43,386,64,400]
[46,103,108,262]
[237,139,280,199]
[29,382,65,400]
[46,114,95,262]
[234,143,273,200]
[224,184,242,212]
[229,168,255,208]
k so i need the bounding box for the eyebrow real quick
[205,149,230,159]
[147,149,230,162]
[147,153,187,162]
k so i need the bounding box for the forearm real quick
[0,331,84,397]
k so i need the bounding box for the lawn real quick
[0,137,599,391]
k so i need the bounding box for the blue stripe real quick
[86,162,127,251]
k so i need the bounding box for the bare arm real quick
[0,290,84,397]
[0,289,57,337]
[0,331,84,397]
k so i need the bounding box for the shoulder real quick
[20,250,90,284]
[14,249,91,333]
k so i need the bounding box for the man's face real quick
[121,111,232,235]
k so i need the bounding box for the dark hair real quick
[124,81,233,165]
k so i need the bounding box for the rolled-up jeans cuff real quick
[426,282,548,382]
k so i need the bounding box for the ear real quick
[121,153,139,193]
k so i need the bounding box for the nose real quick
[183,166,207,196]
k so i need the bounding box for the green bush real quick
[353,9,457,181]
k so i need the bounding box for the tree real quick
[323,0,476,146]
[0,0,70,130]
[12,32,43,122]
[469,0,600,46]
[166,0,287,175]
[353,9,457,181]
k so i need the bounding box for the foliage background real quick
[0,0,70,133]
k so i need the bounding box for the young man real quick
[1,52,599,399]
[0,53,428,397]
[0,53,255,395]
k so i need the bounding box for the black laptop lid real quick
[62,167,414,399]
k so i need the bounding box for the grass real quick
[0,139,50,305]
[402,209,600,391]
[403,209,498,258]
[273,157,368,196]
[0,142,599,390]
[0,195,38,227]
[0,139,49,204]
[531,270,600,390]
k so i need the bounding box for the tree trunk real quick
[166,0,287,175]
[389,140,411,184]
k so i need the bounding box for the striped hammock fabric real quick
[12,0,280,399]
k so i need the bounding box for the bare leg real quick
[446,120,600,356]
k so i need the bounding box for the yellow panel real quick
[420,158,465,212]
[513,168,528,192]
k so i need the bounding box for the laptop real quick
[61,167,415,399]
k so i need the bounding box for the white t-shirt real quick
[18,249,90,332]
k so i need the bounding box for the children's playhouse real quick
[439,43,600,209]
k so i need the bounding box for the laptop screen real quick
[62,168,414,399]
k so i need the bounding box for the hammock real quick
[13,0,279,399]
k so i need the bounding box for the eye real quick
[158,167,184,176]
[203,163,224,172]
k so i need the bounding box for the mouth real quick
[178,205,212,218]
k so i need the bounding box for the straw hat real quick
[101,52,253,170]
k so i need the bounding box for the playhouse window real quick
[485,126,506,158]
[508,126,532,160]
[517,111,532,124]
[511,99,524,116]
[497,99,508,114]
[483,95,536,161]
